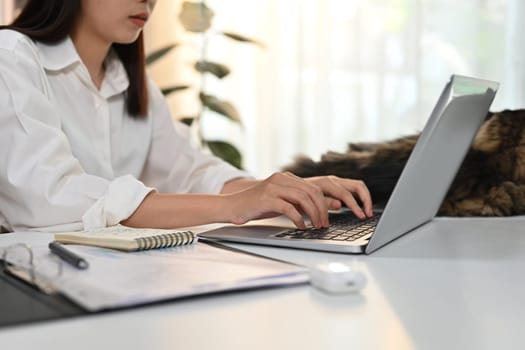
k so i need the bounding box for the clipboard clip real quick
[1,243,63,294]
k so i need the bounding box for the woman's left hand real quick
[303,175,373,219]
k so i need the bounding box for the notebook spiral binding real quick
[135,231,195,250]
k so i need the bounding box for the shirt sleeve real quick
[140,77,252,194]
[0,37,153,232]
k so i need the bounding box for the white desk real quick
[0,217,524,350]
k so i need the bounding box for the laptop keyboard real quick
[274,211,380,241]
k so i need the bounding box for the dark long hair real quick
[1,0,148,117]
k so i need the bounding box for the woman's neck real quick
[71,27,111,90]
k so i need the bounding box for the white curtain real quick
[149,0,524,177]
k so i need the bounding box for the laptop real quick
[200,75,499,254]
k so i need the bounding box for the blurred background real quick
[3,0,524,178]
[145,0,524,177]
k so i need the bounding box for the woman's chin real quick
[113,31,142,45]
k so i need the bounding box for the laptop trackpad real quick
[200,225,287,240]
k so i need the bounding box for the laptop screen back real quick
[366,75,499,253]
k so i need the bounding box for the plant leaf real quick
[199,93,242,124]
[206,140,242,169]
[146,44,178,65]
[179,1,214,33]
[221,31,265,48]
[161,85,191,96]
[195,61,230,79]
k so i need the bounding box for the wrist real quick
[216,192,249,225]
[221,177,258,194]
[123,192,236,228]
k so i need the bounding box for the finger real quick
[274,173,329,227]
[274,200,307,229]
[325,197,342,210]
[277,185,324,228]
[341,192,366,219]
[345,180,373,217]
[312,178,367,219]
[325,177,374,218]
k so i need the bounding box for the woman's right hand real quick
[223,172,372,229]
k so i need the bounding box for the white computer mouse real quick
[309,262,367,294]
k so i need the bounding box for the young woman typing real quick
[0,0,373,233]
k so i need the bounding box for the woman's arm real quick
[122,172,373,230]
[120,192,232,228]
[220,177,259,193]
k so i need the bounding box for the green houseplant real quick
[146,1,263,169]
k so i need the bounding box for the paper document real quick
[7,241,308,311]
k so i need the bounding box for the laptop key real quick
[274,212,380,241]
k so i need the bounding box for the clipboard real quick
[0,236,309,321]
[0,265,85,328]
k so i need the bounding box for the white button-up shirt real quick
[0,30,249,232]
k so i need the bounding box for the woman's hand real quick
[304,175,373,218]
[223,173,373,229]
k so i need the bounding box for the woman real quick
[0,0,373,233]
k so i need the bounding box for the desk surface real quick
[0,216,524,350]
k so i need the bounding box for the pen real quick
[48,241,89,270]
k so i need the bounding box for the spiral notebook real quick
[54,225,196,251]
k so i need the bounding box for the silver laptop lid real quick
[365,75,498,253]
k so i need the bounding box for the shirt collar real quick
[100,50,129,98]
[36,37,129,98]
[36,36,80,71]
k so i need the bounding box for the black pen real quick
[48,241,89,270]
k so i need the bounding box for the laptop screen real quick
[366,75,499,253]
